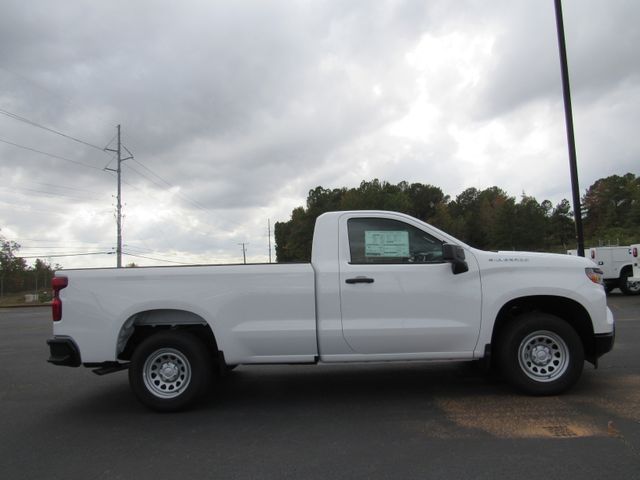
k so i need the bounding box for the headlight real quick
[585,267,604,285]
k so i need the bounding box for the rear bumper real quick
[47,336,81,367]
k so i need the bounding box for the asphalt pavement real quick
[1,294,639,479]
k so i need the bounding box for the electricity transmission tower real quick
[104,125,133,268]
[238,243,248,264]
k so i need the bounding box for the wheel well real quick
[117,309,221,364]
[491,296,596,363]
[620,264,632,278]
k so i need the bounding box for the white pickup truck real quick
[48,211,615,411]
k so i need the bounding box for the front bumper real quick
[593,331,615,359]
[47,336,81,367]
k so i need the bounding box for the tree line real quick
[1,173,638,291]
[275,173,640,262]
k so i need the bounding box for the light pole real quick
[554,0,585,257]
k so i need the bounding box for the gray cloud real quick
[0,0,638,267]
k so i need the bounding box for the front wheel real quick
[498,313,584,395]
[129,331,213,412]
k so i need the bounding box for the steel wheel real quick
[143,348,192,399]
[129,331,213,412]
[518,330,569,382]
[498,313,584,395]
[620,269,640,295]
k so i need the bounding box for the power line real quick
[126,150,230,215]
[0,201,107,218]
[19,251,113,259]
[116,142,246,232]
[0,137,105,170]
[26,180,98,194]
[103,132,119,150]
[130,156,174,188]
[0,107,107,152]
[0,185,107,202]
[122,244,158,253]
[125,155,246,230]
[129,156,206,210]
[20,245,110,250]
[122,162,169,190]
[122,251,194,265]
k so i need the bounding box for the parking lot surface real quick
[1,294,639,479]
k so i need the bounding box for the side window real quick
[348,218,444,264]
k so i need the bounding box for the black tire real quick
[619,268,640,295]
[129,331,213,412]
[498,313,584,395]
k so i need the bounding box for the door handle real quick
[345,276,375,284]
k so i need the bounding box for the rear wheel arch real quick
[117,309,221,364]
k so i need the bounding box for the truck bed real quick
[55,263,317,364]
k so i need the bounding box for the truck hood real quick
[470,249,597,270]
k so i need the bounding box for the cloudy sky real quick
[0,0,638,268]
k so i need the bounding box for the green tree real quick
[510,195,549,251]
[1,231,61,297]
[583,173,640,241]
[447,187,512,249]
[548,199,575,250]
[405,183,447,222]
[275,173,638,262]
[1,231,23,296]
[275,206,315,262]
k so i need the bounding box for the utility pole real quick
[238,243,248,264]
[105,125,133,268]
[554,0,585,257]
[268,219,272,264]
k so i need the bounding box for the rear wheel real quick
[620,268,640,295]
[129,331,213,412]
[498,313,584,395]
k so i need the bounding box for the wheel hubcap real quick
[159,362,179,382]
[518,330,569,382]
[531,345,552,365]
[143,348,191,399]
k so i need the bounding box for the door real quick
[339,215,482,355]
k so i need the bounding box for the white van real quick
[629,244,640,287]
[588,246,639,295]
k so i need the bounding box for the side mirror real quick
[442,244,469,275]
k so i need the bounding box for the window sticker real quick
[364,230,409,257]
